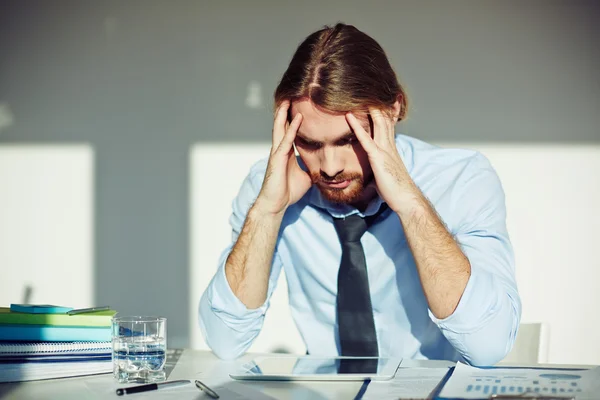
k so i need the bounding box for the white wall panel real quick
[0,144,94,309]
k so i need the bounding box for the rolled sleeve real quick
[430,153,522,366]
[199,244,283,359]
[208,245,270,320]
[429,266,497,332]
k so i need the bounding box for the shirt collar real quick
[308,187,385,218]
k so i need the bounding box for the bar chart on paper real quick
[439,362,600,399]
[464,372,582,396]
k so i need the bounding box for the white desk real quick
[0,350,591,400]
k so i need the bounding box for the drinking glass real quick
[111,316,167,383]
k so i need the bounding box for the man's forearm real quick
[225,201,284,309]
[397,188,471,319]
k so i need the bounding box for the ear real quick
[391,99,402,124]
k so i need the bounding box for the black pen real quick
[195,380,220,399]
[116,380,190,396]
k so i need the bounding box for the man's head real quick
[274,23,408,206]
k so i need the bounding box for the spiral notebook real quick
[0,341,111,355]
[0,341,112,383]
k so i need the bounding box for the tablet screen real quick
[244,356,397,376]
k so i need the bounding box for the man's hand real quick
[346,108,420,215]
[255,100,312,216]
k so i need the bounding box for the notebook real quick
[0,341,112,355]
[0,359,112,383]
[9,304,73,314]
[0,324,111,342]
[0,341,113,383]
[0,307,116,327]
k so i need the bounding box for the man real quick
[199,23,521,366]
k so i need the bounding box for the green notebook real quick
[0,308,117,327]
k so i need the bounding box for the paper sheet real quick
[363,367,450,399]
[439,362,600,400]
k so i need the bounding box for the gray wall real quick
[1,0,598,347]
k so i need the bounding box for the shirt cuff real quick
[428,267,499,334]
[207,247,268,320]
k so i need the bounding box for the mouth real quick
[320,179,352,189]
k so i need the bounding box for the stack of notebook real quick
[0,304,117,382]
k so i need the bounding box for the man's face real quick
[290,99,373,205]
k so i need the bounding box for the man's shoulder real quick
[397,135,506,231]
[396,134,494,178]
[396,134,501,214]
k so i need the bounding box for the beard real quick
[310,171,367,204]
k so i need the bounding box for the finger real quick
[277,112,303,154]
[385,117,395,146]
[384,107,397,144]
[273,100,290,145]
[346,112,377,154]
[368,107,392,146]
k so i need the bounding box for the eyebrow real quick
[297,125,369,145]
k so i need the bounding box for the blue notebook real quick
[0,325,111,342]
[9,304,73,314]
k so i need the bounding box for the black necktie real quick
[333,204,389,362]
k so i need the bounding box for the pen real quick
[67,306,110,315]
[195,380,220,399]
[116,380,191,396]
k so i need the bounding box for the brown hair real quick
[274,23,408,122]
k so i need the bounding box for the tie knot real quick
[333,214,368,243]
[332,204,389,243]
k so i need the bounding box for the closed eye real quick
[336,135,358,147]
[295,137,322,151]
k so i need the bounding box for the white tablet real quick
[229,355,402,381]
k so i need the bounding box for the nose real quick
[320,147,344,180]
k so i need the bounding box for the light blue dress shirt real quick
[199,134,521,366]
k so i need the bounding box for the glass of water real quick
[111,316,167,383]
